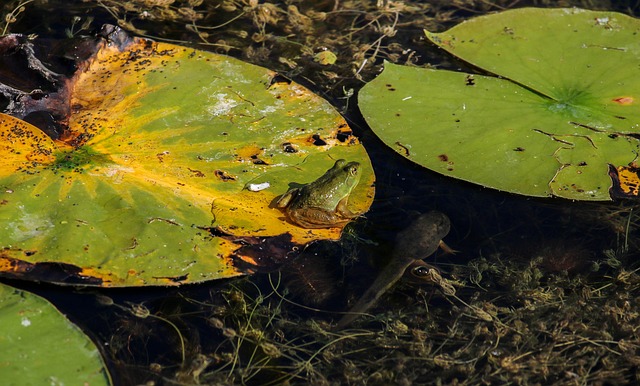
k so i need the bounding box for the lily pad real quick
[0,282,111,385]
[359,8,640,200]
[0,26,374,286]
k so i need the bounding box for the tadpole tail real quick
[334,258,411,330]
[334,211,450,329]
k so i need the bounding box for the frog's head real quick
[330,159,360,194]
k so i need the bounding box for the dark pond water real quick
[3,0,640,385]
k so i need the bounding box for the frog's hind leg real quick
[288,208,350,229]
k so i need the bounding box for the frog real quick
[276,159,361,229]
[405,259,456,296]
[335,211,451,329]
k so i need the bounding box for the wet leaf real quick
[360,8,640,200]
[314,50,337,65]
[0,282,111,384]
[0,27,374,286]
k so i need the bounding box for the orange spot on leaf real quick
[609,164,640,198]
[612,96,634,105]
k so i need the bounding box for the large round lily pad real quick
[359,8,640,200]
[0,282,111,385]
[0,27,374,286]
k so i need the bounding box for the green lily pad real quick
[0,282,111,385]
[0,27,374,286]
[359,8,640,200]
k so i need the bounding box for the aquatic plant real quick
[0,282,110,384]
[360,8,640,200]
[0,27,374,286]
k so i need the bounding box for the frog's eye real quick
[344,163,359,175]
[410,266,431,278]
[346,166,355,174]
[334,159,346,168]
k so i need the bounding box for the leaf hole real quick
[311,134,327,146]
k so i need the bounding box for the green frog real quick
[335,211,451,329]
[276,159,361,229]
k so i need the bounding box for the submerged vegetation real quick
[94,217,640,385]
[4,0,636,102]
[2,0,640,385]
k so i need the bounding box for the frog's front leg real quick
[335,196,358,219]
[276,188,298,208]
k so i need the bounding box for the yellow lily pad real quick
[0,27,374,286]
